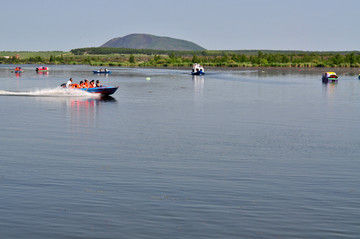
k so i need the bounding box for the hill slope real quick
[100,34,206,51]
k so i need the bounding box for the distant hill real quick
[100,34,206,51]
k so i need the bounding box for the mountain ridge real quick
[100,34,206,51]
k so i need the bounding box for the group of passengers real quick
[66,78,101,88]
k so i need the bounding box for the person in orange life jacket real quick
[83,79,89,88]
[71,83,80,88]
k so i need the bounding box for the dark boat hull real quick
[80,86,118,96]
[93,71,112,74]
[191,71,205,75]
[61,84,118,96]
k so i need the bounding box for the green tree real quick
[153,55,161,62]
[281,55,289,63]
[346,52,355,65]
[220,54,229,63]
[329,54,344,66]
[192,54,200,63]
[259,58,268,66]
[129,54,135,63]
[238,54,248,63]
[168,52,175,59]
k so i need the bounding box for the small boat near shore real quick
[322,72,338,83]
[191,63,205,75]
[93,68,111,74]
[36,66,49,72]
[14,67,23,73]
[93,70,112,74]
[60,84,118,96]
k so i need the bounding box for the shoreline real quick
[2,64,360,75]
[2,50,360,69]
[2,62,360,69]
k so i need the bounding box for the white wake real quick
[0,87,98,97]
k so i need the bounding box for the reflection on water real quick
[68,96,116,130]
[35,96,116,130]
[93,72,110,79]
[68,98,98,129]
[192,75,204,101]
[322,81,337,101]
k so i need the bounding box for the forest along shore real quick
[1,49,360,68]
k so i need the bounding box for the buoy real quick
[146,77,151,81]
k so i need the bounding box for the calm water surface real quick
[0,65,359,238]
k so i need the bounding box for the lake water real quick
[0,65,359,238]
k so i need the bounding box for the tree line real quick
[1,48,360,67]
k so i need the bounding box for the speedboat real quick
[36,66,49,72]
[322,72,338,83]
[61,84,118,96]
[191,63,205,75]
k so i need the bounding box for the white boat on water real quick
[191,63,205,75]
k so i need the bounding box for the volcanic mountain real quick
[101,34,205,51]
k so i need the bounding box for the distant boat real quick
[191,63,205,75]
[14,67,23,73]
[93,68,111,74]
[322,72,338,83]
[36,66,49,72]
[93,70,112,74]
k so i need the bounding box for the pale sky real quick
[1,0,359,51]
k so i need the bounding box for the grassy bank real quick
[0,51,69,58]
[1,50,360,68]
